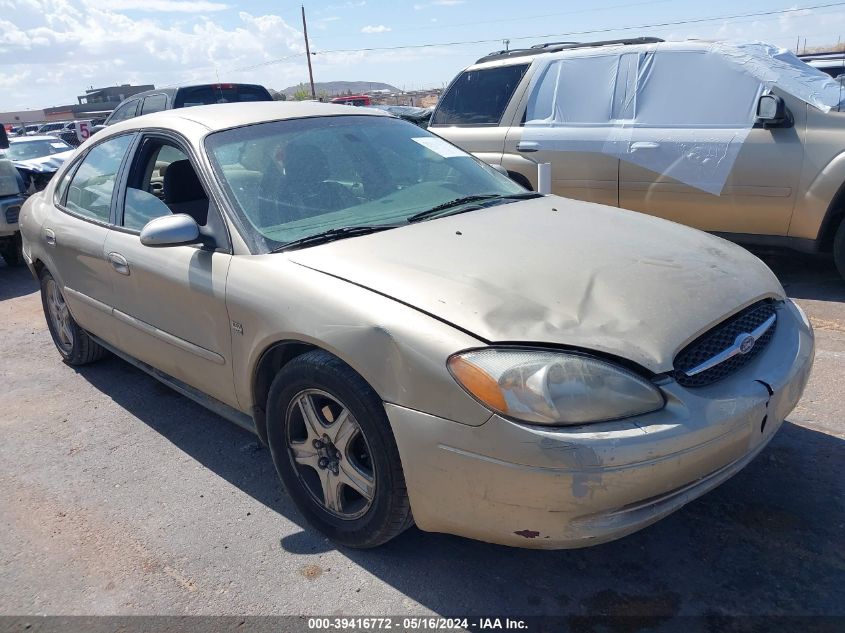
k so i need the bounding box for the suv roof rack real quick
[475,37,664,64]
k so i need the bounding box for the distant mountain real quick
[278,81,399,97]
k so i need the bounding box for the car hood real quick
[13,150,74,173]
[287,196,785,373]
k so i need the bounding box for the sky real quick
[2,0,845,111]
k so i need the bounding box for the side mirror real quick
[756,94,792,128]
[89,125,105,137]
[140,213,200,247]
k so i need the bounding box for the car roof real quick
[105,100,392,135]
[467,38,722,69]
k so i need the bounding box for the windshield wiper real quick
[406,191,545,223]
[270,224,399,253]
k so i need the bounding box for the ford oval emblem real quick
[738,334,756,355]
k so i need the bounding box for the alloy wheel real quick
[286,389,376,520]
[45,279,74,352]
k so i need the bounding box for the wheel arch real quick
[250,339,325,444]
[818,179,845,251]
[507,170,533,191]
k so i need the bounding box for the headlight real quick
[448,348,664,425]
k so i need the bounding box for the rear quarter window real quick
[432,64,529,126]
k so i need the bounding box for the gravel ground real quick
[0,248,843,621]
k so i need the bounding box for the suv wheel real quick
[266,350,413,548]
[39,269,108,365]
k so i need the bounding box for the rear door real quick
[44,133,135,344]
[429,63,529,168]
[102,133,238,408]
[502,54,621,205]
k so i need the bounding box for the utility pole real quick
[301,5,316,100]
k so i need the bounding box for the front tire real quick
[266,350,413,548]
[39,269,108,365]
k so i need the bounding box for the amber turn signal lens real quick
[448,355,507,412]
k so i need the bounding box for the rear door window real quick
[431,64,529,126]
[65,135,133,222]
[108,100,140,124]
[141,94,168,115]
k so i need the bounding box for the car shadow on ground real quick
[748,248,845,302]
[0,261,37,301]
[76,355,844,621]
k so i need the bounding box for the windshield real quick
[3,139,72,161]
[205,115,524,252]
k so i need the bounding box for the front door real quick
[618,51,805,235]
[102,135,237,408]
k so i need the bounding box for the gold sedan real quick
[19,102,814,548]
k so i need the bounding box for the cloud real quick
[106,0,229,12]
[414,0,464,9]
[361,24,390,33]
[0,2,307,110]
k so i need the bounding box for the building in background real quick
[1,84,156,125]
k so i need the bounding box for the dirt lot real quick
[0,248,843,622]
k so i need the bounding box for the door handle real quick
[44,228,56,246]
[630,141,660,151]
[517,141,540,153]
[108,252,130,276]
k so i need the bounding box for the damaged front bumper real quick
[386,300,814,549]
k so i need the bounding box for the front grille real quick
[673,299,779,388]
[5,206,20,225]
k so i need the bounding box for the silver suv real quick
[431,37,845,279]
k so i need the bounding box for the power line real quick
[171,1,845,84]
[311,0,674,40]
[310,1,845,55]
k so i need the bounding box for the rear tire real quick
[39,269,108,365]
[266,350,413,548]
[834,219,845,281]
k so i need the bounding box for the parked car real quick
[20,102,813,548]
[94,83,273,132]
[799,51,845,78]
[55,119,105,148]
[431,37,845,280]
[0,135,74,194]
[35,121,72,136]
[0,131,25,266]
[330,95,372,106]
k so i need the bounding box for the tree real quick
[293,84,311,101]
